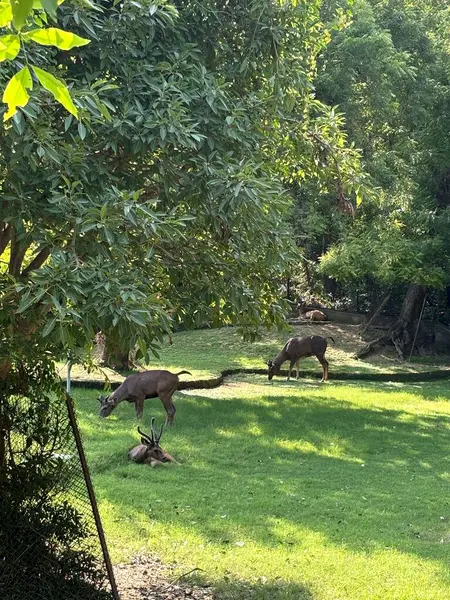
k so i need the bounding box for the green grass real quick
[64,323,450,385]
[75,370,450,600]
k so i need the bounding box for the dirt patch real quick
[114,555,215,600]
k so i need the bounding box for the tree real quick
[305,0,450,355]
[0,1,376,595]
[1,0,370,370]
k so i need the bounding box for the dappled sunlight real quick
[97,490,450,599]
[276,437,360,462]
[74,377,450,599]
[63,327,450,398]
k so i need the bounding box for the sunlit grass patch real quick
[60,324,450,387]
[74,373,450,600]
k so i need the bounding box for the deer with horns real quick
[128,417,177,467]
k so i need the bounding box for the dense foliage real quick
[0,3,371,593]
[292,0,450,316]
[0,0,370,371]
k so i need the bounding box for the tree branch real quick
[21,247,51,277]
[8,228,30,278]
[0,224,11,256]
[360,292,391,335]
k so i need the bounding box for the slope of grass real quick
[63,323,450,386]
[75,375,450,600]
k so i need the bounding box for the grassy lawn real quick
[64,323,450,386]
[74,329,450,599]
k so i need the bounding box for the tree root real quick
[355,334,390,359]
[356,319,434,361]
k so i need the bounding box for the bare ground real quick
[114,555,215,600]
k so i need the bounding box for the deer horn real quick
[150,417,157,443]
[137,426,153,444]
[155,422,164,443]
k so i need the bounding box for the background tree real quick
[290,0,450,355]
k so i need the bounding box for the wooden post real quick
[66,354,72,395]
[65,394,121,600]
[360,292,391,336]
[408,295,427,361]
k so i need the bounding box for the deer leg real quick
[287,359,295,381]
[295,359,300,380]
[316,355,329,382]
[159,392,176,426]
[135,397,145,419]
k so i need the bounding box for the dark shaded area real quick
[0,359,114,600]
[212,579,314,600]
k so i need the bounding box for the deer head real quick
[129,417,175,466]
[98,394,118,418]
[266,359,280,381]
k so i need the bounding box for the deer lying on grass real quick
[98,369,191,425]
[128,417,176,467]
[297,303,327,321]
[267,335,334,382]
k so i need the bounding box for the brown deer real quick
[267,335,334,382]
[297,303,327,321]
[98,369,191,425]
[128,417,176,467]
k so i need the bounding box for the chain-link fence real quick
[0,384,119,600]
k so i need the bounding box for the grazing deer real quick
[98,369,191,425]
[267,335,334,382]
[128,417,176,467]
[297,303,327,321]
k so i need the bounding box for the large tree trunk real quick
[390,284,426,358]
[97,333,131,370]
[357,284,427,359]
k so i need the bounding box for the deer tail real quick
[326,337,335,343]
[176,370,192,377]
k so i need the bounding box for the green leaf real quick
[24,27,90,50]
[44,144,61,163]
[11,0,33,29]
[42,316,57,337]
[39,0,57,17]
[17,290,36,313]
[0,1,13,27]
[32,65,78,118]
[33,0,67,10]
[77,121,86,139]
[0,34,21,62]
[3,66,33,122]
[64,114,72,131]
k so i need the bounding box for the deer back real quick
[128,444,148,463]
[306,309,327,321]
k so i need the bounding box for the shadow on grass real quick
[208,578,314,600]
[74,383,450,580]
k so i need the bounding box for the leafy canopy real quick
[0,0,370,371]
